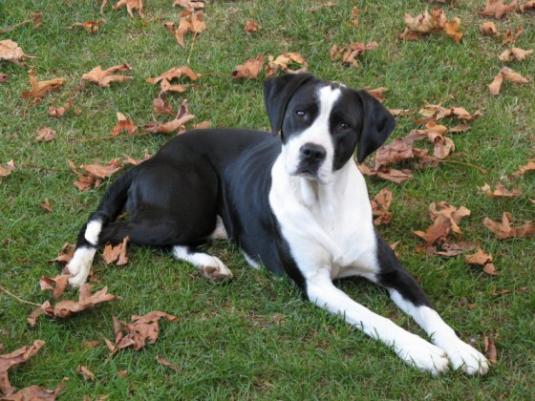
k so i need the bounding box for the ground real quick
[0,0,534,400]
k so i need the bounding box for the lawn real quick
[1,0,534,400]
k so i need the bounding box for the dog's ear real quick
[355,90,396,163]
[264,73,314,135]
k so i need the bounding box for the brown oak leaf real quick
[400,9,462,43]
[244,19,260,33]
[0,160,15,178]
[498,47,533,62]
[77,365,95,381]
[0,381,64,401]
[479,183,521,197]
[68,159,123,191]
[480,21,498,36]
[512,159,535,176]
[71,20,104,33]
[0,40,27,65]
[266,52,307,76]
[488,67,529,95]
[112,312,177,351]
[145,101,195,134]
[330,42,378,67]
[146,66,199,96]
[232,56,264,80]
[21,70,65,103]
[502,26,523,45]
[358,164,413,184]
[483,212,535,239]
[102,236,129,266]
[193,120,211,129]
[39,274,70,299]
[173,0,205,11]
[113,0,144,17]
[365,87,387,103]
[173,10,206,47]
[465,248,497,275]
[418,104,481,122]
[480,0,518,18]
[111,112,137,137]
[0,340,45,395]
[484,336,498,364]
[50,243,75,265]
[371,188,393,225]
[82,64,132,87]
[152,97,174,115]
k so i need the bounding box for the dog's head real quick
[264,73,395,183]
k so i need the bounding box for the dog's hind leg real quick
[172,245,232,282]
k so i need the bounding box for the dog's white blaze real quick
[84,219,102,246]
[283,85,340,184]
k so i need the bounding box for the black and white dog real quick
[66,73,488,375]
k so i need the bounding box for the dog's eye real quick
[295,110,306,118]
[337,121,350,130]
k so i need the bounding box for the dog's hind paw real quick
[436,337,489,375]
[200,257,233,282]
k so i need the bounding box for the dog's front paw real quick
[395,335,450,375]
[200,257,233,282]
[435,336,489,375]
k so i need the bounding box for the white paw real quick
[395,335,450,375]
[437,337,489,375]
[68,269,90,288]
[200,257,233,282]
[66,258,80,275]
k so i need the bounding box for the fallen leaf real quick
[156,356,180,372]
[48,97,74,118]
[480,0,517,18]
[0,381,64,401]
[40,199,53,213]
[0,12,42,34]
[102,237,129,266]
[36,127,56,142]
[502,26,523,45]
[519,0,535,11]
[449,124,471,133]
[266,52,308,76]
[244,19,260,33]
[465,247,497,275]
[77,365,95,381]
[484,336,498,364]
[40,275,70,299]
[309,2,336,12]
[479,183,521,197]
[29,284,118,323]
[232,56,264,80]
[113,0,144,17]
[414,214,452,245]
[69,159,123,191]
[419,104,481,122]
[50,243,75,265]
[71,20,104,33]
[82,64,132,88]
[400,9,462,43]
[429,201,470,234]
[512,159,535,176]
[498,47,533,62]
[112,311,177,351]
[82,340,100,349]
[358,164,413,184]
[146,66,199,96]
[351,6,360,27]
[81,160,123,179]
[480,21,498,36]
[0,340,45,395]
[432,241,475,257]
[483,212,535,239]
[374,138,416,169]
[152,97,174,115]
[173,10,206,47]
[0,160,15,178]
[193,120,211,129]
[0,73,8,83]
[0,39,26,65]
[173,0,205,11]
[21,70,65,103]
[111,112,137,137]
[488,70,505,95]
[145,101,195,134]
[488,67,529,95]
[330,42,378,67]
[365,87,387,103]
[388,108,411,117]
[371,188,393,225]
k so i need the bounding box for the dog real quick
[66,73,489,375]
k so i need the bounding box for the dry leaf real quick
[81,160,123,179]
[432,241,475,257]
[400,9,462,43]
[488,67,529,95]
[48,97,74,118]
[71,20,104,33]
[145,101,195,134]
[77,365,95,381]
[309,2,336,12]
[371,188,393,225]
[358,164,413,184]
[40,199,53,213]
[0,381,64,401]
[484,336,497,364]
[29,284,118,324]
[146,66,198,95]
[123,153,151,166]
[418,104,481,121]
[351,6,360,27]
[244,19,260,33]
[330,42,378,67]
[519,0,535,11]
[414,214,452,245]
[502,26,523,45]
[365,87,387,103]
[153,97,174,115]
[36,127,56,142]
[429,201,470,234]
[82,64,132,87]
[69,159,123,191]
[512,159,535,176]
[39,275,70,299]
[266,52,308,76]
[465,248,497,275]
[111,112,137,137]
[488,70,504,95]
[0,39,26,65]
[0,340,45,395]
[174,10,206,47]
[82,340,100,349]
[480,0,518,18]
[113,0,144,17]
[498,47,533,62]
[50,243,75,265]
[483,212,535,239]
[479,183,521,197]
[388,108,411,117]
[193,120,211,129]
[156,356,180,372]
[112,311,177,351]
[0,73,8,83]
[102,237,129,266]
[480,21,498,36]
[174,0,205,11]
[232,56,264,80]
[0,160,15,178]
[21,70,65,103]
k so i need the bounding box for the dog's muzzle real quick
[296,142,326,177]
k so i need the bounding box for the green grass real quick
[1,0,534,400]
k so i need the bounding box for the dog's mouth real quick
[293,163,324,182]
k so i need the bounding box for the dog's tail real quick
[66,168,135,286]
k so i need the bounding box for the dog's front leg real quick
[373,235,489,375]
[306,270,449,375]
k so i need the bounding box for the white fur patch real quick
[209,215,228,240]
[84,219,102,246]
[172,245,232,281]
[67,246,97,287]
[242,251,260,269]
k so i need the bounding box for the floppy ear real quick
[263,73,314,135]
[356,90,396,163]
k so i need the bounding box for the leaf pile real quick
[400,9,463,43]
[0,340,45,396]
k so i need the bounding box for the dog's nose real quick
[300,143,326,163]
